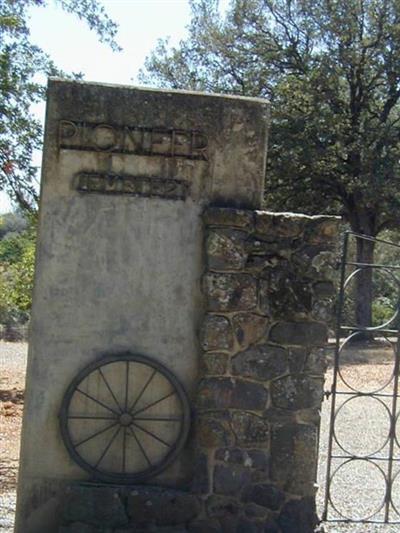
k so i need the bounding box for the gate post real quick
[15,79,339,533]
[194,209,340,531]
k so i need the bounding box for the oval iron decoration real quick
[59,353,191,483]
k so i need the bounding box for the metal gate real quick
[322,231,400,524]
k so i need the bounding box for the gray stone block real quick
[196,414,235,448]
[288,347,308,373]
[254,212,305,238]
[231,344,288,381]
[201,352,229,376]
[231,412,270,447]
[312,281,335,298]
[271,424,318,496]
[206,229,248,270]
[213,464,252,496]
[62,486,129,528]
[197,378,268,410]
[215,448,269,470]
[231,313,269,349]
[203,208,254,230]
[203,273,257,311]
[127,490,201,527]
[236,516,270,532]
[303,218,340,245]
[242,483,285,511]
[271,374,323,410]
[206,494,241,518]
[278,497,318,533]
[269,321,327,346]
[188,519,222,533]
[200,315,234,352]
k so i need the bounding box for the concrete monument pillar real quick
[16,79,339,533]
[15,79,269,533]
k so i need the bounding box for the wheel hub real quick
[119,412,133,427]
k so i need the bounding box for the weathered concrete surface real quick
[15,80,269,533]
[57,208,340,532]
[47,79,269,209]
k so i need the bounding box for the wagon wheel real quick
[59,353,191,483]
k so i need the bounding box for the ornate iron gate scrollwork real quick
[323,231,400,524]
[59,353,191,483]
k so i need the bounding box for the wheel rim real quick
[59,353,191,483]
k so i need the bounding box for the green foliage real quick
[339,229,400,327]
[7,231,35,311]
[371,230,400,327]
[141,0,400,237]
[141,0,400,326]
[372,297,395,327]
[0,211,36,331]
[0,210,28,238]
[0,232,26,262]
[0,0,119,209]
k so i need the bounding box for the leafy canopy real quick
[0,210,36,331]
[0,0,119,209]
[141,0,400,237]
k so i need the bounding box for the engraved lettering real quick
[87,174,104,192]
[163,180,179,195]
[93,124,118,151]
[123,126,142,152]
[192,132,208,161]
[141,177,151,195]
[151,130,173,156]
[59,121,208,161]
[150,178,168,196]
[142,131,153,154]
[174,131,191,158]
[121,177,138,194]
[75,172,189,200]
[77,173,89,191]
[59,120,78,144]
[104,174,122,192]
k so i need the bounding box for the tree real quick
[0,210,36,338]
[141,0,400,329]
[0,210,28,238]
[0,0,119,209]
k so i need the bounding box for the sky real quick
[2,0,229,213]
[29,0,193,87]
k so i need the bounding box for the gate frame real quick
[322,230,400,524]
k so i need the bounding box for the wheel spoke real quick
[131,390,176,418]
[131,420,172,448]
[74,420,119,447]
[128,368,157,414]
[98,368,123,413]
[76,388,120,416]
[95,426,121,468]
[124,361,129,410]
[122,427,127,473]
[128,426,152,467]
[68,415,116,420]
[134,416,182,422]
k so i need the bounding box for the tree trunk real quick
[355,236,375,334]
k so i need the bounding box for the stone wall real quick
[192,207,339,532]
[59,207,339,533]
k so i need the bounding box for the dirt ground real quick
[318,339,400,532]
[1,340,399,532]
[0,342,27,532]
[0,343,25,491]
